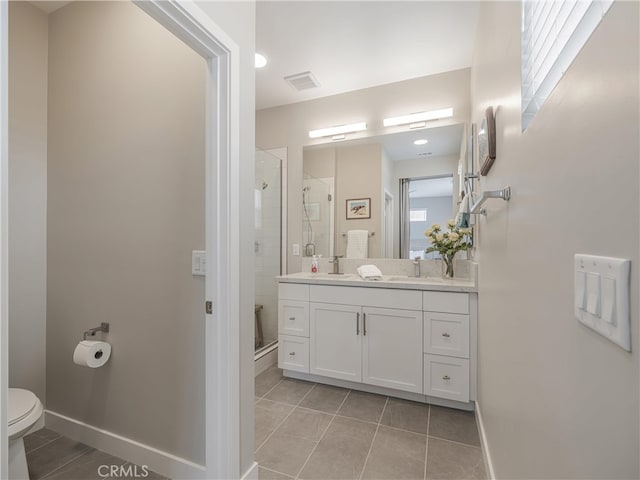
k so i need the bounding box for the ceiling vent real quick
[284,71,320,91]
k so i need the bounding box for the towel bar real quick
[341,232,375,237]
[470,187,511,216]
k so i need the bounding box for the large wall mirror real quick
[302,123,469,259]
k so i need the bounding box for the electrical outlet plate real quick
[574,254,631,351]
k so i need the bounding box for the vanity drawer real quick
[423,292,469,314]
[424,354,469,402]
[279,300,309,337]
[278,335,309,373]
[310,285,422,311]
[424,312,469,358]
[279,283,310,301]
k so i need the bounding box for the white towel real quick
[346,230,368,259]
[357,264,383,280]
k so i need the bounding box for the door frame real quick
[0,2,243,478]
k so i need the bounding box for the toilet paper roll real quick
[73,340,111,368]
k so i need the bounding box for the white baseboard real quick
[45,410,206,479]
[475,401,496,480]
[241,461,258,480]
[255,345,277,376]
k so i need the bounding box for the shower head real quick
[262,181,268,190]
[303,186,310,193]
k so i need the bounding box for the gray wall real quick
[257,69,470,272]
[46,1,206,463]
[471,2,639,478]
[8,1,48,403]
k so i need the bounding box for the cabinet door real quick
[362,307,423,393]
[310,303,362,382]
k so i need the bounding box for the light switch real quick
[574,254,631,351]
[586,272,601,317]
[601,277,616,326]
[292,244,300,256]
[192,250,206,276]
[575,270,586,310]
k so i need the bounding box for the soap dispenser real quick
[311,255,318,273]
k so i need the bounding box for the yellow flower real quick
[449,232,460,241]
[432,224,441,231]
[436,233,444,242]
[447,219,456,227]
[424,228,433,237]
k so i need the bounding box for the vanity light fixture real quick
[255,53,267,68]
[413,139,428,145]
[308,122,367,139]
[383,107,454,127]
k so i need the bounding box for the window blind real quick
[521,0,614,130]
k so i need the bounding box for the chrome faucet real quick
[329,256,342,275]
[413,256,422,277]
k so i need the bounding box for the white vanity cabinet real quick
[309,285,423,394]
[278,278,477,410]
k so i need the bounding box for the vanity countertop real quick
[277,272,477,293]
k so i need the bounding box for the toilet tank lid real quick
[8,388,38,426]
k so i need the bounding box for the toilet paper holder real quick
[84,322,110,340]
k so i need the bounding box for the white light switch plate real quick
[574,254,631,351]
[192,250,206,276]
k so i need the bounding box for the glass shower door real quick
[255,149,282,353]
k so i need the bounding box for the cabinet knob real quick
[289,352,296,356]
[288,317,296,321]
[442,332,451,338]
[442,375,451,380]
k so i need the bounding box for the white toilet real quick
[8,388,44,480]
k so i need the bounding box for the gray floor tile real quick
[425,437,486,480]
[298,385,349,414]
[258,466,294,479]
[336,390,387,423]
[256,366,284,397]
[255,430,317,477]
[26,436,93,479]
[299,416,377,480]
[276,407,332,442]
[255,399,295,449]
[44,449,125,480]
[380,398,430,435]
[263,378,315,405]
[24,428,61,454]
[361,426,427,480]
[429,406,480,447]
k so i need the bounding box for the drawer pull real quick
[442,375,451,380]
[289,352,296,356]
[356,312,360,335]
[442,332,451,338]
[363,313,367,336]
[288,317,296,321]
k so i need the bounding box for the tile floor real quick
[23,365,484,480]
[255,366,486,480]
[23,428,166,480]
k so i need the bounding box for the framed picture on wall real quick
[346,198,371,219]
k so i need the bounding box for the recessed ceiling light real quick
[255,53,267,68]
[414,139,428,146]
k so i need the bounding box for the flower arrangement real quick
[424,220,473,278]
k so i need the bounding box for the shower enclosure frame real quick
[0,2,248,479]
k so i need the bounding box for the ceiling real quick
[29,1,70,14]
[256,1,480,110]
